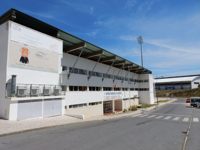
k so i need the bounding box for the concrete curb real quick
[0,100,176,137]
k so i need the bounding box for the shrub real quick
[123,109,128,112]
[128,106,138,111]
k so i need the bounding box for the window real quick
[89,87,102,91]
[62,66,67,71]
[78,69,87,75]
[114,87,121,91]
[103,87,112,91]
[69,86,83,91]
[89,102,102,106]
[122,88,128,91]
[69,67,87,75]
[103,73,113,79]
[89,87,95,91]
[69,103,87,108]
[79,86,87,91]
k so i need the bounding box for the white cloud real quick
[60,0,95,15]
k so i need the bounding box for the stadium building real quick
[155,74,200,91]
[0,9,154,120]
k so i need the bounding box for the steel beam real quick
[64,42,85,53]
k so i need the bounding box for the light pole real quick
[137,36,144,67]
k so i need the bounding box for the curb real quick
[0,100,175,137]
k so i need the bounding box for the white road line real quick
[164,116,172,120]
[193,118,199,122]
[182,117,189,122]
[155,116,164,119]
[137,114,148,117]
[147,115,156,118]
[172,117,180,121]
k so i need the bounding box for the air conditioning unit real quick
[17,86,27,97]
[30,86,39,97]
[43,86,51,96]
[54,86,61,96]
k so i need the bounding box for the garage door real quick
[17,100,42,120]
[43,99,62,117]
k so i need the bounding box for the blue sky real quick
[1,0,200,77]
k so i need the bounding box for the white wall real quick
[6,21,63,86]
[5,21,63,120]
[65,91,138,105]
[61,53,140,88]
[191,77,200,89]
[0,22,10,119]
[62,53,153,105]
[139,74,155,104]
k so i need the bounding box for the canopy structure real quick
[155,74,200,84]
[0,8,152,74]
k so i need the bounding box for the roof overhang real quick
[0,8,152,74]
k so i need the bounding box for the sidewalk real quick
[0,100,175,136]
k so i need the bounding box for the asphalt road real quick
[0,99,199,150]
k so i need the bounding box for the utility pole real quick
[137,36,144,67]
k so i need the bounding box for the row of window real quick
[63,66,149,83]
[69,103,87,108]
[68,86,149,91]
[68,101,102,109]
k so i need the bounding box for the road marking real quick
[172,117,180,121]
[137,114,148,117]
[147,115,156,118]
[164,116,172,120]
[155,116,163,119]
[193,118,199,122]
[182,117,189,122]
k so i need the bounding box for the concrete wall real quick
[122,98,139,110]
[0,22,10,119]
[65,91,139,105]
[139,74,155,104]
[6,21,63,85]
[65,103,103,118]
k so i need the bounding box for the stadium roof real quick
[155,74,200,83]
[0,8,151,74]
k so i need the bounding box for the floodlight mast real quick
[137,36,143,67]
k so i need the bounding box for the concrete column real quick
[66,86,69,92]
[112,100,115,113]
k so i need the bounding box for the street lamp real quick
[137,36,144,67]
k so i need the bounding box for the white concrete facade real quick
[0,20,154,120]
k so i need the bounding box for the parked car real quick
[190,97,200,108]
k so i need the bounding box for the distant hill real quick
[156,88,200,97]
